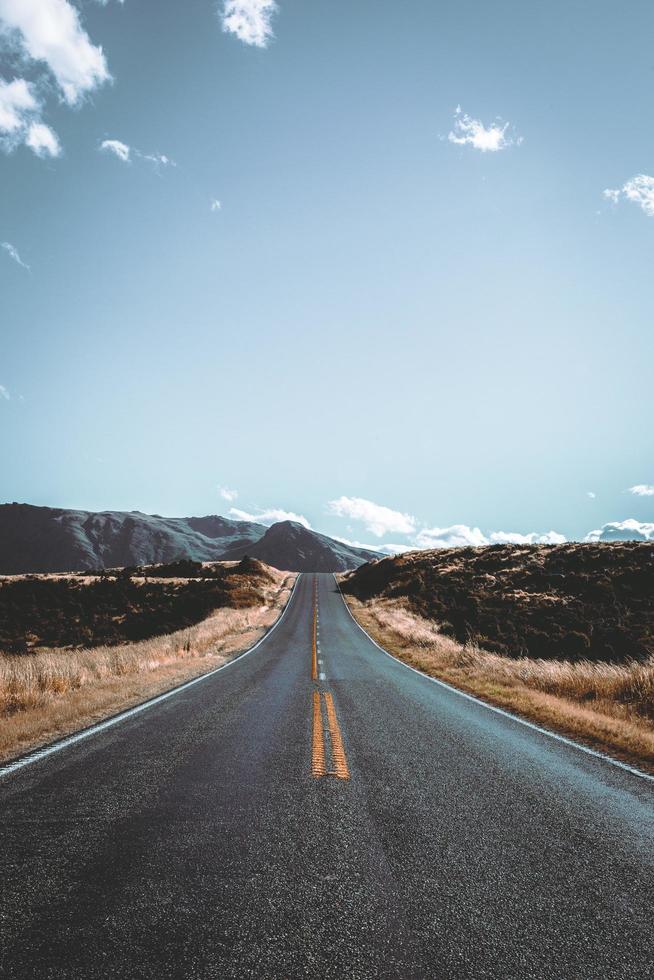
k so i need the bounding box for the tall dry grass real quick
[345,595,654,771]
[0,571,295,761]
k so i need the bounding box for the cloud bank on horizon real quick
[216,494,654,554]
[584,519,654,543]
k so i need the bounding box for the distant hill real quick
[0,503,379,574]
[222,520,381,572]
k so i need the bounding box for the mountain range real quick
[0,503,381,574]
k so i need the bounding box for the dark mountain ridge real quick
[0,503,379,574]
[222,520,381,572]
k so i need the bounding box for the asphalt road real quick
[1,573,653,979]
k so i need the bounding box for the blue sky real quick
[1,0,653,552]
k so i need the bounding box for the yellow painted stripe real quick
[324,692,350,780]
[311,690,326,778]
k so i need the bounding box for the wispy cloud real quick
[447,106,522,153]
[221,0,278,47]
[328,496,416,538]
[100,138,130,162]
[99,139,175,168]
[1,241,30,270]
[628,484,654,497]
[210,198,222,212]
[218,486,238,502]
[585,519,654,543]
[0,0,110,106]
[141,152,175,169]
[0,77,61,158]
[604,175,654,217]
[0,384,9,400]
[229,506,311,529]
[587,491,596,499]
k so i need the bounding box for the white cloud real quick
[100,138,130,162]
[587,491,596,499]
[99,140,176,169]
[1,240,30,270]
[328,496,416,537]
[221,0,278,47]
[0,0,110,105]
[488,530,567,545]
[447,106,522,153]
[604,175,654,218]
[210,198,222,212]
[628,484,654,497]
[584,519,654,543]
[0,76,60,157]
[415,524,489,549]
[229,506,311,529]
[218,486,238,502]
[0,384,9,400]
[0,77,37,135]
[25,120,60,157]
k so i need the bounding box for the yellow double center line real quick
[312,691,350,780]
[310,577,350,781]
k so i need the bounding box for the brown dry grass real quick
[0,571,296,763]
[344,594,654,773]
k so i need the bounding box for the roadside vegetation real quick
[341,542,654,771]
[0,561,294,762]
[0,558,274,652]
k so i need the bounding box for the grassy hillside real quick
[0,558,275,653]
[343,542,654,663]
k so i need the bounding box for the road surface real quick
[1,573,653,978]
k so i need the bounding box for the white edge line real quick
[333,574,654,784]
[0,573,303,780]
